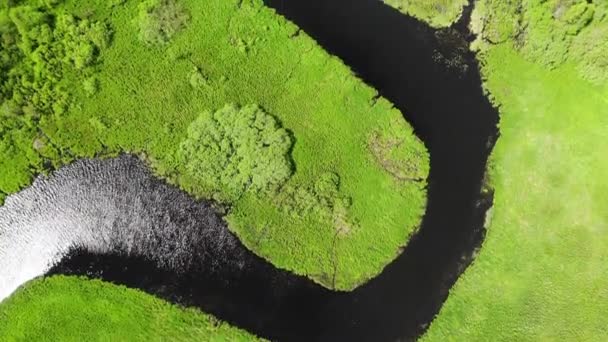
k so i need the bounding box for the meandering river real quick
[2,0,499,341]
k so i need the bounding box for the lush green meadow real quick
[0,276,260,341]
[383,0,467,27]
[0,0,428,290]
[425,0,608,339]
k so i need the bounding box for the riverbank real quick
[382,0,468,27]
[0,276,260,341]
[424,0,608,339]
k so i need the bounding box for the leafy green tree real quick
[177,104,293,202]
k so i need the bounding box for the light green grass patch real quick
[383,0,468,27]
[0,276,260,341]
[423,44,608,341]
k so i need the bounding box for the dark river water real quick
[47,0,499,341]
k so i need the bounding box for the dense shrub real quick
[137,0,189,45]
[1,5,110,116]
[177,104,293,202]
[0,4,111,197]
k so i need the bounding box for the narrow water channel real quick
[45,1,498,341]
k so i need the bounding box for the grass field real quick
[382,0,467,27]
[0,276,260,341]
[424,0,608,339]
[0,0,428,290]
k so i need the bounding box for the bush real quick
[137,0,189,45]
[177,104,293,202]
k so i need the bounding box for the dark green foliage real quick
[177,104,293,202]
[136,0,189,45]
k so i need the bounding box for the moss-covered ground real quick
[425,0,608,339]
[0,0,428,290]
[0,276,260,341]
[382,0,468,27]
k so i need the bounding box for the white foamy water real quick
[0,155,243,302]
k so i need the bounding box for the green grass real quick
[424,1,608,339]
[0,276,260,341]
[0,0,429,290]
[382,0,468,27]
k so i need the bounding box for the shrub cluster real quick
[472,0,608,83]
[0,4,111,196]
[136,0,189,45]
[274,172,356,235]
[177,104,293,202]
[1,5,111,118]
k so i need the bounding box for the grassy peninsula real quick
[383,0,468,27]
[0,0,428,290]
